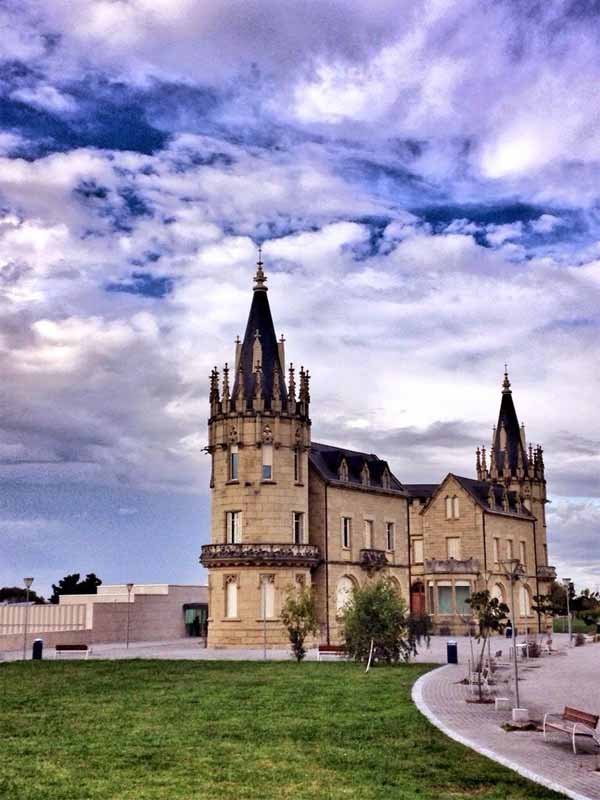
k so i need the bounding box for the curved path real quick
[413,642,600,800]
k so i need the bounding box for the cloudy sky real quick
[0,0,598,597]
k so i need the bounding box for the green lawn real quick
[0,661,564,800]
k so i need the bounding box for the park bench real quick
[543,706,600,754]
[317,644,348,661]
[55,644,90,660]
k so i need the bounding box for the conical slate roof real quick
[231,262,287,410]
[492,370,528,474]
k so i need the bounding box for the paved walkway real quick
[413,640,600,800]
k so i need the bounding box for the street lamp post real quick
[126,583,134,649]
[563,578,572,647]
[501,559,525,710]
[22,577,34,661]
[262,577,267,661]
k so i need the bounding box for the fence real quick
[0,602,91,635]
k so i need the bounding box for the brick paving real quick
[413,637,600,800]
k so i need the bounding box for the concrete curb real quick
[411,666,594,800]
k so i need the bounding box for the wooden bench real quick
[317,644,348,661]
[543,706,600,754]
[55,644,90,660]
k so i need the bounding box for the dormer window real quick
[361,464,370,487]
[338,459,349,481]
[381,468,391,489]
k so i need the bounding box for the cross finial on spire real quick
[502,364,511,394]
[253,243,268,291]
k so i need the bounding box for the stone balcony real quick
[424,557,480,575]
[200,543,320,569]
[359,549,388,571]
[536,565,557,581]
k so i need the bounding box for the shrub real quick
[341,578,414,665]
[280,585,318,662]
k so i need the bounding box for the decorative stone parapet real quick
[424,557,480,574]
[359,549,388,570]
[536,565,557,581]
[200,543,320,568]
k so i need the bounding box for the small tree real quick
[280,585,318,662]
[467,590,509,701]
[342,578,414,665]
[407,613,433,648]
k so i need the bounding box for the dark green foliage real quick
[0,661,563,800]
[0,586,45,604]
[407,613,433,648]
[280,586,318,662]
[49,572,102,604]
[342,578,415,664]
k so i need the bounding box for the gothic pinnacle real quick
[502,364,512,394]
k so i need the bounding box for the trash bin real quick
[32,639,43,660]
[447,640,458,664]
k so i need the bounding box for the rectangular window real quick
[447,537,461,560]
[294,449,301,482]
[452,497,460,519]
[364,519,373,549]
[341,517,351,549]
[412,538,424,564]
[445,497,453,519]
[229,445,239,481]
[428,583,435,614]
[225,579,238,618]
[506,539,513,560]
[438,585,453,614]
[455,584,471,614]
[293,512,304,545]
[260,576,275,619]
[386,522,395,551]
[226,511,242,544]
[262,444,273,480]
[493,537,500,563]
[520,541,526,567]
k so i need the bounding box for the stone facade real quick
[201,262,555,646]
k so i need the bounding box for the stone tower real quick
[476,369,551,579]
[200,257,319,647]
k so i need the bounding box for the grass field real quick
[0,660,564,800]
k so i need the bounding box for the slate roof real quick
[231,269,287,410]
[491,374,529,475]
[444,474,534,519]
[310,441,406,494]
[405,484,438,500]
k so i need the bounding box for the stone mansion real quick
[200,259,555,647]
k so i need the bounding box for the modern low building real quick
[0,583,207,653]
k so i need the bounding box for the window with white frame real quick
[452,496,460,519]
[225,511,242,543]
[336,576,354,614]
[292,511,304,544]
[412,538,424,564]
[437,583,453,614]
[341,517,351,549]
[260,575,275,619]
[229,444,239,481]
[386,521,395,551]
[225,577,238,618]
[447,537,461,560]
[262,444,273,480]
[519,541,526,567]
[445,496,453,519]
[455,582,471,614]
[519,584,531,616]
[364,519,373,549]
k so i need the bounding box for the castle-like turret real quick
[476,368,551,577]
[200,255,319,648]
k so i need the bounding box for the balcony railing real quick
[359,549,388,571]
[424,558,480,574]
[536,565,557,581]
[200,543,320,568]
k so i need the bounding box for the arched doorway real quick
[411,580,426,615]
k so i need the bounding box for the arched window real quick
[338,459,349,481]
[336,576,355,614]
[519,584,531,617]
[260,575,275,619]
[361,464,370,486]
[491,583,506,604]
[452,496,460,519]
[381,468,391,489]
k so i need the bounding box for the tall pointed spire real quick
[490,368,529,479]
[231,253,288,411]
[502,364,511,394]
